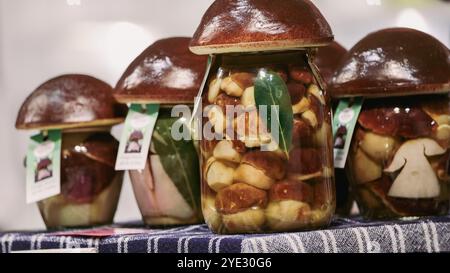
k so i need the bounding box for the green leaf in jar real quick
[152,116,201,215]
[254,70,294,156]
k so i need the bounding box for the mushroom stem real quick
[384,138,445,198]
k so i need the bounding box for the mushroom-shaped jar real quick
[16,74,125,229]
[329,28,450,219]
[114,37,208,226]
[190,0,336,233]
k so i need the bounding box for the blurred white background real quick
[0,0,449,230]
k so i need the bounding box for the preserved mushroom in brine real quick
[15,74,125,229]
[348,97,450,218]
[38,131,123,228]
[329,28,450,219]
[200,53,335,233]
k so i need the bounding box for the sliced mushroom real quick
[234,108,271,148]
[202,196,222,232]
[307,84,325,105]
[207,106,226,134]
[292,97,310,114]
[384,138,445,198]
[208,78,222,103]
[222,208,265,233]
[234,151,286,189]
[201,140,218,159]
[231,72,254,89]
[301,110,318,128]
[220,73,254,97]
[358,107,435,139]
[220,76,244,97]
[214,93,241,112]
[213,140,243,163]
[265,200,311,231]
[434,115,450,126]
[313,122,332,147]
[269,180,313,203]
[234,164,275,190]
[215,183,267,215]
[436,124,450,142]
[204,158,235,192]
[241,86,255,107]
[351,148,382,184]
[359,131,400,163]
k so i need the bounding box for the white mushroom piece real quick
[351,148,382,183]
[206,105,226,134]
[384,138,446,198]
[204,157,236,192]
[234,107,272,148]
[234,151,286,190]
[359,131,400,163]
[213,140,245,163]
[307,84,326,105]
[220,72,254,97]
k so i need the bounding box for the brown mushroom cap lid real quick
[330,28,450,98]
[314,41,347,85]
[114,37,208,105]
[189,0,333,55]
[16,74,125,130]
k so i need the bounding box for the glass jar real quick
[37,129,123,229]
[347,95,450,219]
[199,52,335,234]
[129,109,202,226]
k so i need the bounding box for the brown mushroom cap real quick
[114,37,208,104]
[215,182,267,214]
[241,151,286,180]
[330,28,450,98]
[16,74,125,130]
[314,41,347,85]
[190,0,333,54]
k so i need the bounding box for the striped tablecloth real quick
[1,215,450,253]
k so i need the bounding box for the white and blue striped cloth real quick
[1,216,450,253]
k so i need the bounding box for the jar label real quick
[26,130,61,203]
[115,104,160,171]
[332,98,364,168]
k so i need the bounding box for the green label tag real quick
[332,98,364,168]
[115,104,160,171]
[26,130,62,203]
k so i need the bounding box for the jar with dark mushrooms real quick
[15,75,125,229]
[190,0,336,233]
[330,28,450,219]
